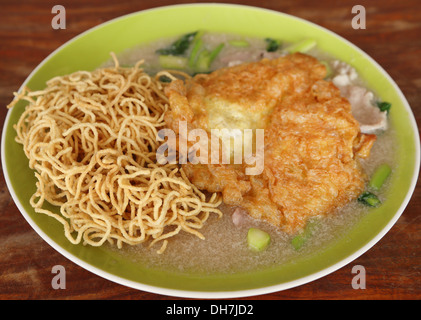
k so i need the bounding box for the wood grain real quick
[0,0,420,300]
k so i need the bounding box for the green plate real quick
[2,4,419,298]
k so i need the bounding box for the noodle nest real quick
[8,54,222,254]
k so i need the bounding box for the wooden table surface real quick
[0,0,420,300]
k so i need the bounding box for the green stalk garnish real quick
[291,220,318,250]
[188,31,205,68]
[358,191,381,207]
[194,43,224,73]
[247,228,271,252]
[369,164,392,191]
[284,39,317,53]
[229,39,250,47]
[159,55,188,69]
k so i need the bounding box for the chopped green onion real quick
[247,228,271,252]
[265,38,281,52]
[284,39,317,53]
[159,55,188,69]
[229,39,250,47]
[358,191,381,207]
[291,220,318,250]
[376,101,392,113]
[369,164,391,191]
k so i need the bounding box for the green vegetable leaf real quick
[265,38,281,52]
[158,75,172,83]
[156,31,198,56]
[376,101,392,113]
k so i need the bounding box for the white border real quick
[1,3,420,299]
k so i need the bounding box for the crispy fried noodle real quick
[8,54,222,254]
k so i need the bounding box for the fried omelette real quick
[163,53,376,234]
